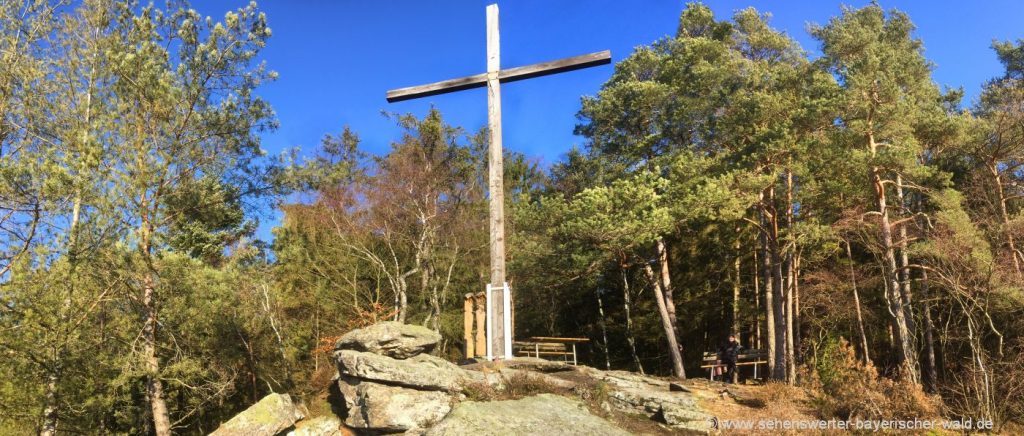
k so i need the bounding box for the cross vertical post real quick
[385,3,610,361]
[485,4,508,360]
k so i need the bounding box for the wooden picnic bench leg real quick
[572,343,577,366]
[534,343,538,359]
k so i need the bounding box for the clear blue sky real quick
[188,0,1024,240]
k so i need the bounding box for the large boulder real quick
[424,394,630,436]
[210,393,305,436]
[334,321,440,359]
[344,381,452,432]
[335,349,478,392]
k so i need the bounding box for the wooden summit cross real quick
[386,4,610,360]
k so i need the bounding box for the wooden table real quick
[514,336,590,365]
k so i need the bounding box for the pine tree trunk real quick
[596,289,611,370]
[990,164,1022,275]
[771,255,786,381]
[144,271,172,436]
[769,188,787,381]
[732,232,742,336]
[140,213,172,436]
[846,240,871,364]
[657,239,679,333]
[784,260,795,383]
[921,268,938,393]
[784,169,796,384]
[752,246,761,349]
[621,265,644,374]
[760,199,776,375]
[40,372,59,436]
[656,238,685,370]
[872,161,919,385]
[895,175,916,335]
[793,252,802,366]
[643,262,685,379]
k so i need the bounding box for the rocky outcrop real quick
[342,380,452,431]
[334,321,441,360]
[577,368,714,434]
[331,324,471,433]
[335,349,477,392]
[213,322,718,435]
[424,393,631,436]
[210,393,305,436]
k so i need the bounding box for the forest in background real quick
[1,0,1022,434]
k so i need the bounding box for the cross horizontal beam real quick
[385,50,611,102]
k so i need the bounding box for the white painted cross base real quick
[484,282,512,360]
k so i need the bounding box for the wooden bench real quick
[701,349,769,381]
[513,336,589,365]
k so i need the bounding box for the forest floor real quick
[684,379,825,435]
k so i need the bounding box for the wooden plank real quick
[474,294,486,357]
[386,73,487,103]
[498,51,611,84]
[514,343,567,351]
[528,336,590,343]
[515,351,573,356]
[464,295,474,359]
[701,361,767,368]
[384,51,612,103]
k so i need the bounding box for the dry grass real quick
[807,339,940,421]
[307,363,339,393]
[696,380,826,435]
[462,371,567,402]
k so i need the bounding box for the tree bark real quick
[759,198,777,375]
[621,265,644,374]
[752,246,761,349]
[643,262,685,379]
[846,240,871,364]
[732,231,742,336]
[144,271,172,436]
[784,169,796,384]
[895,174,916,336]
[921,268,938,393]
[768,186,787,381]
[793,252,802,366]
[870,135,919,385]
[990,164,1022,275]
[40,372,60,436]
[140,207,172,436]
[656,239,679,334]
[596,289,611,370]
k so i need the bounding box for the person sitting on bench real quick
[717,334,743,384]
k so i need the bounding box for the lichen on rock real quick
[334,321,441,359]
[210,393,304,436]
